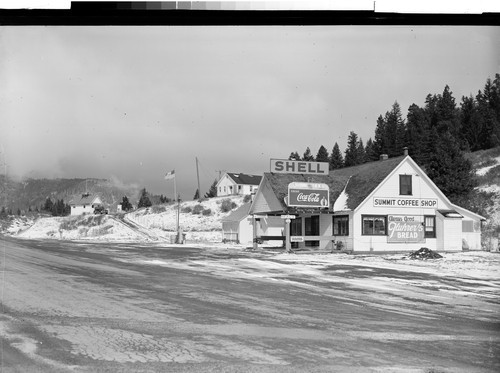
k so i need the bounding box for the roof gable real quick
[225,173,262,185]
[257,156,405,212]
[221,203,251,222]
[70,193,102,206]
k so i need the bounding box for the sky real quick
[1,25,499,200]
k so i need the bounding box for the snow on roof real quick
[70,193,101,206]
[333,177,351,212]
[225,173,262,186]
[221,203,251,222]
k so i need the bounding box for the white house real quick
[250,154,485,252]
[69,193,103,216]
[216,172,262,197]
[221,202,283,245]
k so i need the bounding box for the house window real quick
[424,215,436,238]
[399,175,412,195]
[304,216,320,247]
[238,185,241,191]
[333,216,349,236]
[362,215,387,235]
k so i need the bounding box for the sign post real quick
[284,218,291,253]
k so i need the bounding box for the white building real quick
[69,193,103,216]
[216,172,262,197]
[221,202,283,245]
[250,154,485,252]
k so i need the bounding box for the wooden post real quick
[285,218,291,253]
[252,215,258,250]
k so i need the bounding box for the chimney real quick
[403,147,409,156]
[380,154,388,161]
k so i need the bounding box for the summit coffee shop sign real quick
[270,159,329,175]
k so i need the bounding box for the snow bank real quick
[476,155,500,176]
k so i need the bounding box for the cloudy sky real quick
[1,25,499,199]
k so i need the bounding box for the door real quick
[304,215,319,247]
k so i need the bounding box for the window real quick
[333,216,349,236]
[424,215,436,238]
[399,175,412,195]
[304,216,320,247]
[362,215,387,235]
[462,220,474,233]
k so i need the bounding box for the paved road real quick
[0,237,498,372]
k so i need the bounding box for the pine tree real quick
[137,188,152,208]
[204,179,218,198]
[426,131,476,203]
[373,114,387,156]
[344,131,360,167]
[365,138,379,162]
[315,145,329,163]
[406,103,432,166]
[302,147,315,161]
[329,142,344,170]
[121,196,133,211]
[43,197,54,212]
[357,138,367,164]
[288,151,301,161]
[193,189,200,200]
[384,102,405,157]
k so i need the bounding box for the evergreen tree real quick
[137,188,152,208]
[384,102,405,157]
[193,189,200,200]
[344,131,361,167]
[426,132,476,203]
[43,197,54,212]
[302,147,315,161]
[329,142,344,170]
[0,206,7,219]
[204,179,218,198]
[357,138,367,164]
[365,138,379,162]
[406,103,432,166]
[315,145,329,163]
[121,196,133,211]
[475,76,500,149]
[373,114,387,156]
[288,151,301,161]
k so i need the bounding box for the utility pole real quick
[195,157,201,198]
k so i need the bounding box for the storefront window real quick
[305,216,319,247]
[362,215,387,235]
[400,175,412,195]
[424,215,436,238]
[333,216,349,236]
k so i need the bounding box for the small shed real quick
[222,203,283,245]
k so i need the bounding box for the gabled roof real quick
[261,156,405,212]
[224,173,262,186]
[70,193,101,206]
[221,203,251,222]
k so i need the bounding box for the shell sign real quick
[287,182,329,208]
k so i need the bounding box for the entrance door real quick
[290,217,302,249]
[304,216,319,247]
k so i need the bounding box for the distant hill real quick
[0,176,140,213]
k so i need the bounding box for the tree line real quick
[287,74,500,206]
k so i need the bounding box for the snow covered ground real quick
[475,155,500,176]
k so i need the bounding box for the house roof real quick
[70,193,101,206]
[262,156,405,212]
[221,203,251,222]
[225,173,262,186]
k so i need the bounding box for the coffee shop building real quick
[249,154,485,252]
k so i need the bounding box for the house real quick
[249,153,485,252]
[221,203,283,245]
[69,193,104,216]
[216,172,262,197]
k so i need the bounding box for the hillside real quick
[9,195,246,243]
[0,176,140,213]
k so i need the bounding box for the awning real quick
[437,209,463,218]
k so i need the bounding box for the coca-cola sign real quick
[288,182,329,208]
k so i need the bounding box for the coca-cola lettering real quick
[297,193,320,202]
